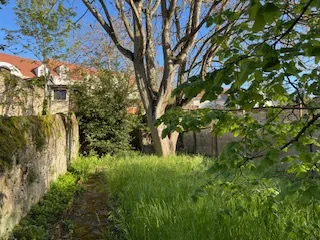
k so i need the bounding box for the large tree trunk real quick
[146,107,179,156]
[134,60,179,156]
[149,117,179,156]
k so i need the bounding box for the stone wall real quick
[0,69,44,116]
[179,109,319,156]
[0,114,79,239]
[50,98,69,114]
[179,130,239,157]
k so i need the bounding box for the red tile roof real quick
[0,53,41,78]
[0,53,97,80]
[47,58,97,80]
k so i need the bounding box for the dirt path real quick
[52,173,111,240]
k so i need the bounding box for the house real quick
[0,53,140,116]
[0,53,98,115]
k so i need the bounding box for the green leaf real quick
[300,153,312,163]
[206,16,215,27]
[235,59,257,87]
[262,57,280,71]
[310,0,320,9]
[287,181,302,194]
[253,11,266,32]
[312,186,320,201]
[262,3,281,23]
[305,46,320,57]
[249,0,262,20]
[223,10,240,21]
[254,70,263,82]
[273,84,285,95]
[299,188,313,205]
[256,43,273,56]
[281,155,295,163]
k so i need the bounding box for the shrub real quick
[71,71,138,156]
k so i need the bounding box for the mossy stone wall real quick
[0,114,79,239]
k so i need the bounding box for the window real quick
[54,89,67,100]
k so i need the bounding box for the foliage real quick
[12,173,80,240]
[71,71,138,156]
[160,0,320,201]
[4,0,76,61]
[0,0,7,8]
[3,0,77,114]
[104,155,320,240]
[10,156,109,240]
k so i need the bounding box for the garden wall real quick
[0,68,44,116]
[179,109,319,156]
[179,130,238,156]
[0,113,79,239]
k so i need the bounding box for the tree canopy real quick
[81,0,249,156]
[160,0,320,203]
[4,0,76,61]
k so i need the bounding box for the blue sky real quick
[0,1,98,60]
[0,1,208,68]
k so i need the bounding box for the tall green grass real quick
[12,154,320,239]
[104,154,320,240]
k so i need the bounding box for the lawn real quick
[102,153,320,240]
[13,154,320,240]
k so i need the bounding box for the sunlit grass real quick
[12,154,320,240]
[103,154,320,240]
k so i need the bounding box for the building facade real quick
[0,53,96,116]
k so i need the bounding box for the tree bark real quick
[134,59,178,156]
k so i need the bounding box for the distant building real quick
[183,89,229,110]
[0,53,97,115]
[0,53,139,115]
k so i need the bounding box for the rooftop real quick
[0,53,96,80]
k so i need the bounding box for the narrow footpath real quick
[52,173,111,240]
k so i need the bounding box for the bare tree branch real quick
[82,0,134,61]
[115,0,134,41]
[173,0,222,53]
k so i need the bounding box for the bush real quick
[71,71,138,155]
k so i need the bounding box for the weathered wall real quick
[48,88,70,114]
[0,69,44,116]
[179,109,319,156]
[180,130,239,157]
[50,99,69,114]
[0,114,79,239]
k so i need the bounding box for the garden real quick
[1,0,319,239]
[12,154,320,240]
